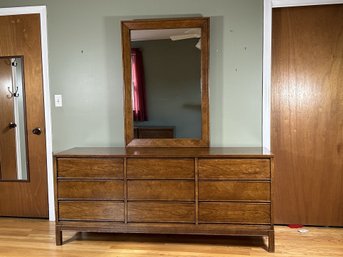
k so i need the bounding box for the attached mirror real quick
[0,57,28,180]
[122,18,209,147]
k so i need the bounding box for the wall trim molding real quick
[0,6,54,221]
[262,0,272,151]
[272,0,343,7]
[262,0,343,150]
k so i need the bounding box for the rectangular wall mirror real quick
[122,17,209,147]
[0,56,28,181]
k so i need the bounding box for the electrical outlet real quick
[54,95,62,107]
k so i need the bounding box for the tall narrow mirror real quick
[0,57,28,180]
[122,18,209,147]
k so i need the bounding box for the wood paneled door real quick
[271,5,343,226]
[0,14,48,218]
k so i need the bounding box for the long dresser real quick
[54,147,274,252]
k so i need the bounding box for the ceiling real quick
[131,28,201,41]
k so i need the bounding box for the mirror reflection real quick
[0,57,28,181]
[130,28,202,139]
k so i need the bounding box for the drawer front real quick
[128,202,195,223]
[199,181,270,201]
[59,201,124,221]
[199,159,270,179]
[128,180,194,201]
[57,158,123,178]
[199,202,270,224]
[58,181,124,200]
[127,158,194,179]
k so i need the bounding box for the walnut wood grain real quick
[199,181,270,201]
[58,220,272,232]
[0,14,48,217]
[55,147,273,158]
[128,180,194,201]
[122,18,209,147]
[54,157,59,225]
[54,147,274,251]
[199,159,270,179]
[195,158,199,224]
[199,202,271,224]
[58,181,124,200]
[57,158,123,178]
[128,202,195,223]
[124,158,128,223]
[59,201,124,221]
[127,158,194,179]
[272,5,343,226]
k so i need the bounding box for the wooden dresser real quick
[54,147,274,252]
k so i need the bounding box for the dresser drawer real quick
[127,158,194,179]
[199,181,270,201]
[199,202,270,224]
[128,180,194,201]
[198,159,270,179]
[59,201,124,221]
[57,158,123,178]
[128,202,195,223]
[58,181,124,200]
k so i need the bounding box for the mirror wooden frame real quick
[121,17,209,147]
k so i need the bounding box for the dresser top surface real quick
[54,147,273,158]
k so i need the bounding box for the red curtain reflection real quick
[131,48,147,121]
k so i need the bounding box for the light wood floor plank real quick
[0,218,342,256]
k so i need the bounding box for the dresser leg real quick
[56,226,63,246]
[268,230,275,252]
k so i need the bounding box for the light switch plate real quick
[54,95,62,107]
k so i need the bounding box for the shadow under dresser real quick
[54,147,274,252]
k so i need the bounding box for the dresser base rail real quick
[55,222,275,252]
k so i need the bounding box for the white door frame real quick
[263,0,343,150]
[0,6,54,221]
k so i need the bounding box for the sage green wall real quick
[0,0,263,151]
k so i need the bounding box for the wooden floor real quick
[0,218,342,257]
